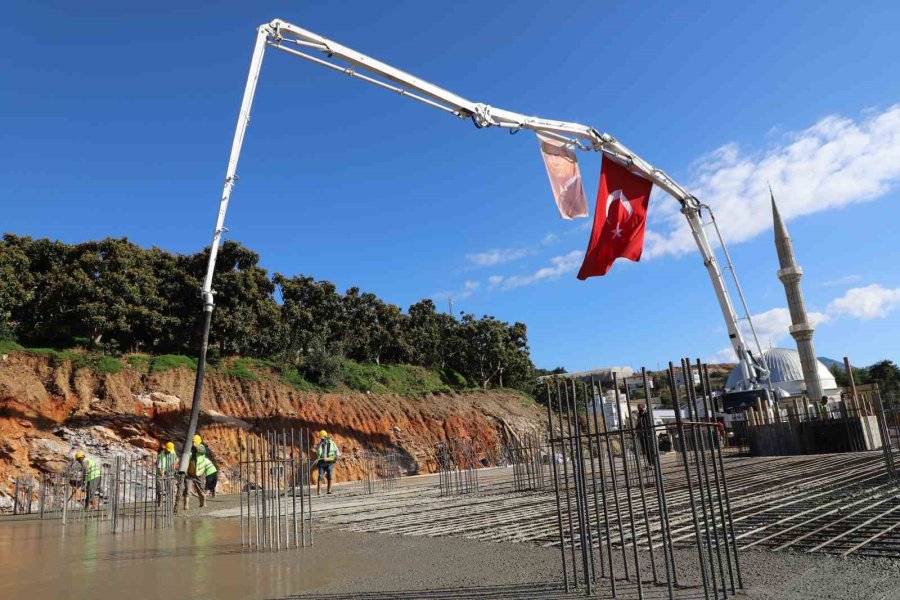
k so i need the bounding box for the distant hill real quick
[818,357,844,371]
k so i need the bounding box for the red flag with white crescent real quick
[577,156,653,279]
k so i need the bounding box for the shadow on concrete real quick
[281,580,708,599]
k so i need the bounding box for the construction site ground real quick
[2,452,899,600]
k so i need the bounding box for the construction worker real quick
[635,404,656,467]
[314,430,340,495]
[75,451,101,509]
[199,446,219,498]
[156,442,177,507]
[182,436,208,510]
[818,396,831,420]
[193,433,205,455]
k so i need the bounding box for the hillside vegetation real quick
[0,235,534,393]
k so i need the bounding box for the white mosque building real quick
[725,347,839,400]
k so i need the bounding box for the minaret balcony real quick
[789,322,815,339]
[777,266,804,282]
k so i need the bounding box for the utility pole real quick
[448,297,454,317]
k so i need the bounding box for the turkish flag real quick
[577,156,653,279]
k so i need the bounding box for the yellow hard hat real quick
[192,434,202,446]
[319,430,329,438]
[164,442,175,452]
[75,451,85,459]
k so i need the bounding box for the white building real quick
[673,367,700,388]
[624,375,653,394]
[725,347,838,399]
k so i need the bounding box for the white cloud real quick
[707,347,738,364]
[433,279,480,301]
[822,274,863,287]
[708,284,899,362]
[645,105,900,258]
[746,307,831,348]
[466,247,533,266]
[707,306,831,364]
[488,250,583,290]
[466,232,561,268]
[828,284,900,319]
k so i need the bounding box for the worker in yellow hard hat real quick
[74,451,101,509]
[314,430,340,495]
[181,444,207,511]
[156,441,177,507]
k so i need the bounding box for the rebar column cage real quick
[238,427,314,551]
[7,455,177,532]
[545,363,743,599]
[436,438,480,497]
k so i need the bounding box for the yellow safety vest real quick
[83,458,101,483]
[157,450,177,473]
[317,439,338,461]
[194,454,217,477]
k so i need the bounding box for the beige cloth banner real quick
[537,132,588,219]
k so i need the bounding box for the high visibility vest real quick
[317,439,338,461]
[195,454,217,477]
[157,451,177,473]
[83,458,101,483]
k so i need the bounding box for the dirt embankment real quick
[0,352,544,504]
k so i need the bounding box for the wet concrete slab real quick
[0,516,564,600]
[0,518,342,599]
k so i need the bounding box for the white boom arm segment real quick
[184,18,767,460]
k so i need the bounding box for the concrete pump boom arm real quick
[265,19,764,384]
[180,18,764,471]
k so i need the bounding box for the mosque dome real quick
[726,347,838,396]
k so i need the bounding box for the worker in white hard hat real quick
[314,430,340,495]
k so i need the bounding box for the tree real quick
[0,234,34,338]
[868,360,899,396]
[275,274,345,364]
[0,234,539,391]
[191,242,282,358]
[535,366,567,376]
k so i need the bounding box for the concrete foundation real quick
[749,416,882,456]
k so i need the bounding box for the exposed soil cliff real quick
[0,352,544,506]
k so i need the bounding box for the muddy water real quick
[0,517,374,600]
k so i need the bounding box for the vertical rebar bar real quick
[701,363,736,595]
[623,382,659,584]
[547,384,570,593]
[556,380,579,587]
[568,380,593,593]
[642,367,676,600]
[689,359,726,599]
[589,377,616,597]
[613,373,643,599]
[670,362,711,600]
[599,382,630,581]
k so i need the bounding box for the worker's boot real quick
[182,496,189,511]
[199,492,206,508]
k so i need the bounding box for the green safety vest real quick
[317,439,338,461]
[83,458,100,483]
[157,450,177,473]
[195,454,217,477]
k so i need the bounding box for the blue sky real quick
[3,1,899,371]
